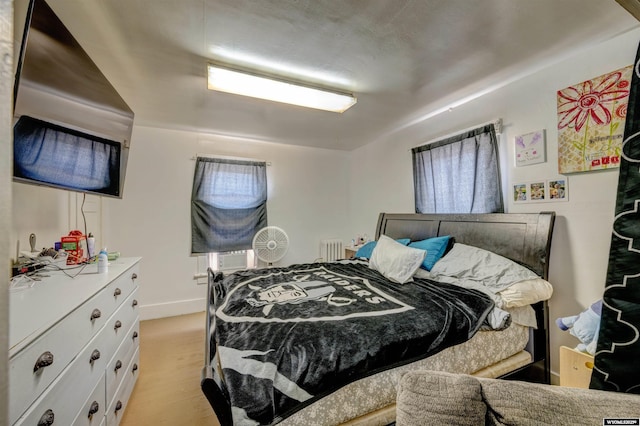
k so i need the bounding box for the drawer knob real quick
[114,320,122,330]
[132,331,139,340]
[88,401,99,418]
[115,400,123,413]
[132,299,138,307]
[114,287,122,297]
[90,349,101,365]
[33,351,54,373]
[131,273,138,280]
[132,363,139,373]
[115,360,122,372]
[90,308,102,321]
[37,409,54,426]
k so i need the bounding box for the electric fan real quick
[252,226,290,266]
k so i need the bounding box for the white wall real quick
[349,27,640,376]
[102,126,351,319]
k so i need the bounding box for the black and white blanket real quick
[209,261,494,425]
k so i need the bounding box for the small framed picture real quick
[513,183,528,203]
[548,178,568,201]
[529,181,546,202]
[515,129,546,167]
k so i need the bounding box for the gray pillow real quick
[396,371,486,426]
[479,378,640,425]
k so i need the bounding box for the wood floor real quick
[120,312,220,426]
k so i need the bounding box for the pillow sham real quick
[429,243,540,292]
[429,243,553,307]
[355,238,410,259]
[408,235,451,271]
[369,235,426,284]
[497,278,553,308]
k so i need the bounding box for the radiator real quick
[320,239,344,262]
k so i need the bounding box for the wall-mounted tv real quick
[13,0,134,198]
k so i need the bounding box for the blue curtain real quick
[13,115,120,195]
[412,124,503,214]
[191,157,268,254]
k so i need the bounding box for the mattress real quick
[279,323,530,426]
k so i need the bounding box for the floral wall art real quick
[557,65,632,173]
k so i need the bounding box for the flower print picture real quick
[557,65,632,173]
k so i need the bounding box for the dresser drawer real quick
[101,290,139,365]
[71,375,106,426]
[13,318,114,426]
[101,264,140,321]
[107,348,140,426]
[106,319,139,405]
[9,282,124,424]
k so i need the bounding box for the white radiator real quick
[320,239,344,262]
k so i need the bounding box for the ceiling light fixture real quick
[207,64,357,113]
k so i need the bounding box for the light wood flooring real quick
[120,312,220,426]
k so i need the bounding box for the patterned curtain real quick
[590,42,640,393]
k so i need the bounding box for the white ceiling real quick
[43,0,639,151]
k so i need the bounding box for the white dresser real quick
[9,258,141,426]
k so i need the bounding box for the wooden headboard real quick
[375,211,556,383]
[375,212,555,279]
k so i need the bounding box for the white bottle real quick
[87,234,96,259]
[97,248,108,273]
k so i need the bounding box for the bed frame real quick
[375,211,556,384]
[202,211,555,425]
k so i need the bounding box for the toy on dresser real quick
[556,300,602,355]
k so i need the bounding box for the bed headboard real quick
[375,212,556,280]
[376,212,556,383]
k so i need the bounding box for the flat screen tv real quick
[13,0,134,198]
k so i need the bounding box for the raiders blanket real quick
[210,261,494,425]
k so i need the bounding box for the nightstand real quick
[559,345,594,388]
[345,246,361,259]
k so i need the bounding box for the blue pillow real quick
[355,238,410,259]
[408,236,451,271]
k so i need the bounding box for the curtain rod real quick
[190,153,271,166]
[411,118,503,151]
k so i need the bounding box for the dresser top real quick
[9,257,141,356]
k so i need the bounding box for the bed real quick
[201,212,555,426]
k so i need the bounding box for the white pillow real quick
[369,235,426,284]
[497,278,553,308]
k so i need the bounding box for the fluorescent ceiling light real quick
[207,64,357,113]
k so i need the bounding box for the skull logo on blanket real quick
[216,265,414,323]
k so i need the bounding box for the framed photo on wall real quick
[515,130,546,167]
[548,178,568,201]
[513,183,528,203]
[529,181,546,202]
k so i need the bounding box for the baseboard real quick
[139,297,205,320]
[550,370,560,385]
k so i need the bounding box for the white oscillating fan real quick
[252,226,290,266]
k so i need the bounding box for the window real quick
[412,124,503,214]
[191,157,268,257]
